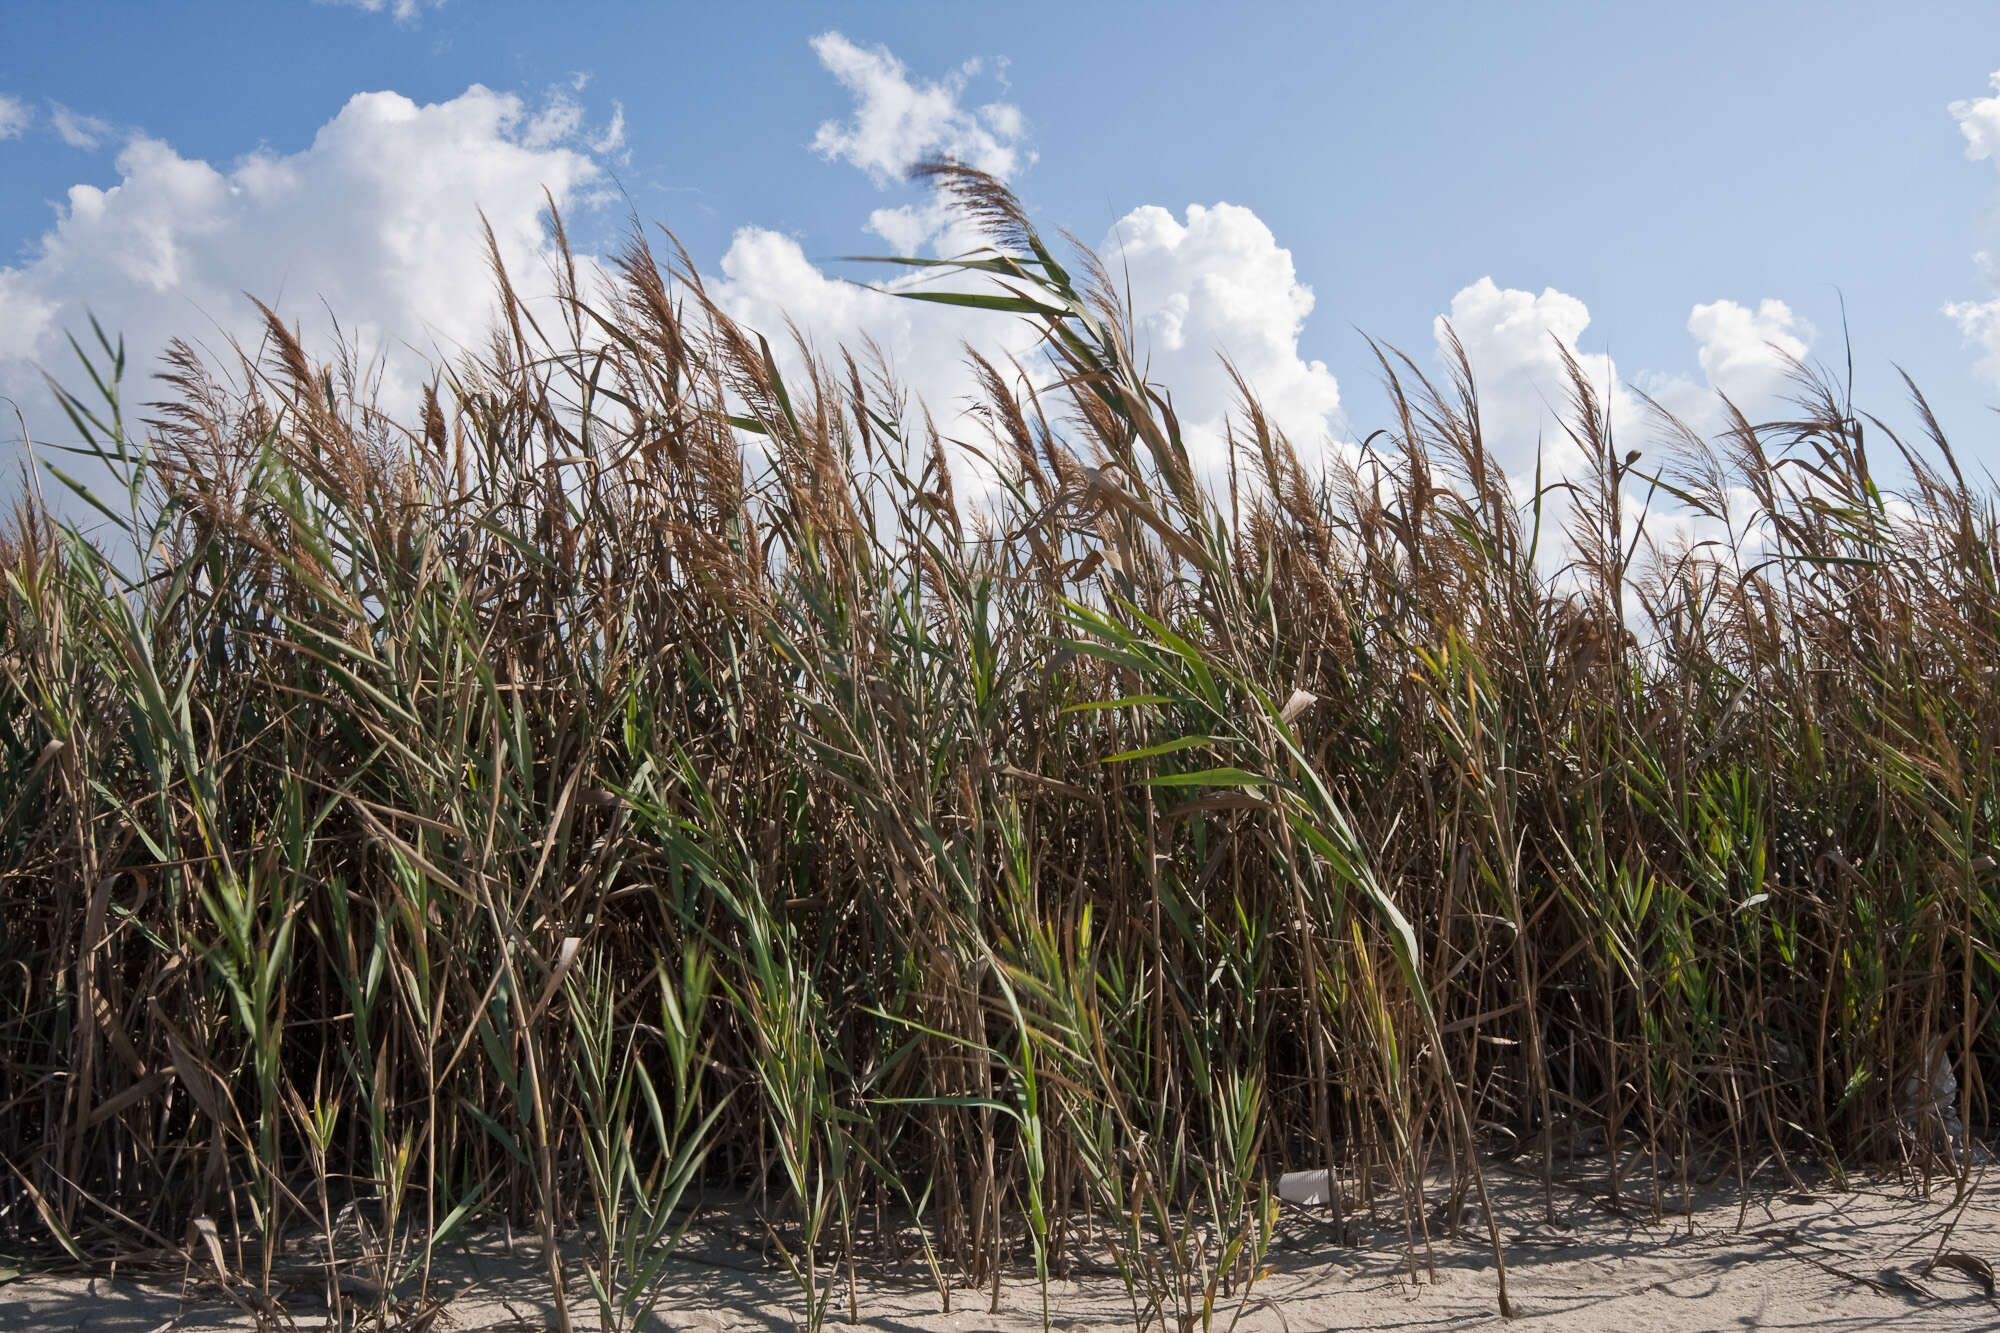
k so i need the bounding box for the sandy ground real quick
[8,1165,2000,1330]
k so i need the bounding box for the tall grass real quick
[2,165,1997,1328]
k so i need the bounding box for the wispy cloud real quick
[313,0,444,25]
[1948,69,2000,381]
[808,32,1032,185]
[48,103,114,150]
[0,94,29,141]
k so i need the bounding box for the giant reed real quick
[2,167,1997,1328]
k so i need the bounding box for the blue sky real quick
[7,1,2000,486]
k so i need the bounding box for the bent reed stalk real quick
[1,165,1997,1328]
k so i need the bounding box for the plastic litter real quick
[1900,1042,1966,1160]
[1276,1169,1332,1205]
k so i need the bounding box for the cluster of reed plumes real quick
[2,166,1997,1329]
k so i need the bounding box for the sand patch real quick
[6,1170,1999,1330]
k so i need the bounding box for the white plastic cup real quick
[1276,1168,1332,1205]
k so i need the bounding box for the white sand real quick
[7,1168,2000,1330]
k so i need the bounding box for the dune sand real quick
[7,1168,2000,1330]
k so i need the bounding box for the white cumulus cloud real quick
[714,198,1346,479]
[1441,279,1815,476]
[1438,281,1808,590]
[0,85,609,465]
[4,28,1344,524]
[1436,277,1637,479]
[708,223,1046,449]
[1686,297,1812,397]
[713,36,1341,482]
[1107,202,1343,460]
[1637,297,1813,437]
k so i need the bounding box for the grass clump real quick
[1,166,1997,1328]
